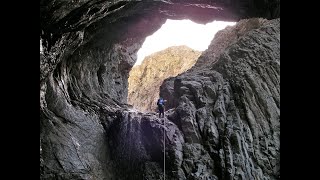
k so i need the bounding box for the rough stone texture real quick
[107,109,184,179]
[40,1,280,179]
[40,0,279,84]
[194,18,268,68]
[160,18,280,179]
[128,45,201,112]
[160,18,269,110]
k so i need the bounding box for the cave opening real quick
[127,18,236,113]
[40,1,279,179]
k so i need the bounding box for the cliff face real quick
[160,18,280,179]
[40,1,280,180]
[128,45,201,112]
[161,18,270,110]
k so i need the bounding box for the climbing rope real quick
[163,117,166,180]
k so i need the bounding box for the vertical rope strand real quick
[163,117,166,180]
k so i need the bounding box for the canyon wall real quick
[128,45,201,112]
[40,1,280,179]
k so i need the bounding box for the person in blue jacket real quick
[157,97,167,118]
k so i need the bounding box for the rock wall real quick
[40,0,279,85]
[128,45,201,112]
[40,1,280,179]
[161,18,270,110]
[160,18,280,179]
[41,17,280,180]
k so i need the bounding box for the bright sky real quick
[135,19,236,66]
[40,40,43,53]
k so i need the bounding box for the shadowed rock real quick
[40,1,280,179]
[160,18,280,180]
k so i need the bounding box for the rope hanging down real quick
[163,117,166,180]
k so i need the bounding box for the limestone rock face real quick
[128,45,201,112]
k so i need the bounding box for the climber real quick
[157,97,167,118]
